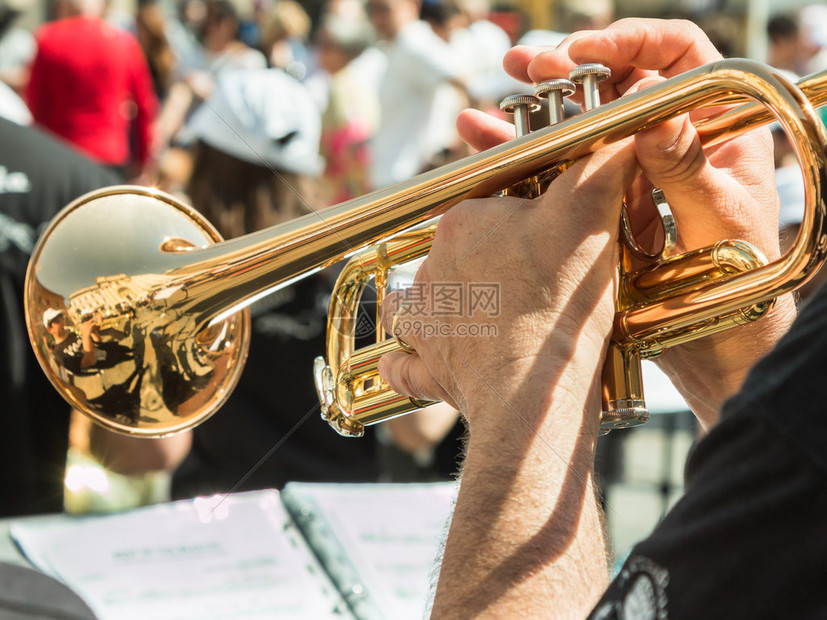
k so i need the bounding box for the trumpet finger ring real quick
[391,311,416,354]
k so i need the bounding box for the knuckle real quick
[674,18,702,35]
[661,138,706,184]
[399,355,426,396]
[434,205,467,242]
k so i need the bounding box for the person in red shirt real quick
[26,0,158,180]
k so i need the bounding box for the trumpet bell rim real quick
[24,186,252,436]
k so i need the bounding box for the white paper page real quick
[11,490,352,620]
[642,360,689,415]
[283,482,457,620]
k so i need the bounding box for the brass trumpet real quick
[25,59,827,437]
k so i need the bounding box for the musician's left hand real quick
[455,18,797,428]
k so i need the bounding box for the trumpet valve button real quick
[534,79,575,99]
[499,94,541,137]
[499,94,542,114]
[569,63,611,111]
[534,79,575,125]
[569,63,612,82]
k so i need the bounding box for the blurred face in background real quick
[179,0,207,32]
[53,0,106,19]
[366,0,417,41]
[201,0,240,49]
[316,30,350,74]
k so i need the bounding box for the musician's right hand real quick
[379,141,638,434]
[457,18,797,429]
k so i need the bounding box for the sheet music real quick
[281,482,457,620]
[11,490,352,620]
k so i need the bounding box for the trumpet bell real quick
[25,187,251,436]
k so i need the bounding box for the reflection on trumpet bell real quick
[25,187,250,436]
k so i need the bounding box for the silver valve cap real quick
[499,94,542,137]
[568,63,612,83]
[534,79,576,99]
[534,79,576,126]
[499,94,542,114]
[569,64,612,111]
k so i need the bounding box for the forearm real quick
[376,143,635,618]
[80,332,97,369]
[431,387,609,618]
[89,424,192,476]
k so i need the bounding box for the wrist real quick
[461,361,604,465]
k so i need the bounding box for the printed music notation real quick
[10,483,458,620]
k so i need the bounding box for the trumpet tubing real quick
[319,62,827,437]
[23,59,827,437]
[315,225,437,437]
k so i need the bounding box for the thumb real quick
[378,352,458,409]
[634,109,709,190]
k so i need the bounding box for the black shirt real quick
[171,274,381,499]
[0,118,119,516]
[590,283,827,618]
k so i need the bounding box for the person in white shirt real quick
[0,0,35,96]
[366,0,466,189]
[0,80,30,125]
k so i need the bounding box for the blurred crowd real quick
[1,0,520,204]
[2,0,827,516]
[2,0,826,207]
